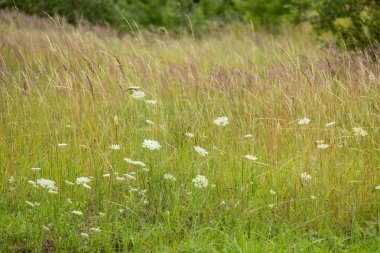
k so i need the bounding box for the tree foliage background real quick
[0,0,379,50]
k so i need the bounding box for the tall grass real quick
[0,13,379,252]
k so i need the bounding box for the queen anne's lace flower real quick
[131,90,145,100]
[192,175,208,188]
[213,116,229,126]
[298,117,311,125]
[164,173,176,182]
[353,127,368,137]
[300,172,312,181]
[37,178,57,190]
[194,146,208,157]
[244,154,258,161]
[110,144,120,150]
[317,143,329,149]
[142,139,161,150]
[124,158,146,167]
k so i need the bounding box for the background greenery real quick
[1,0,379,50]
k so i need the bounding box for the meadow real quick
[0,13,380,252]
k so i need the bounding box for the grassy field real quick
[1,13,380,252]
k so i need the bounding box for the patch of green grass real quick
[0,14,379,252]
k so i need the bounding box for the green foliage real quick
[310,0,380,50]
[0,0,295,32]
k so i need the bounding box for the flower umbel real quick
[142,139,161,150]
[192,175,208,188]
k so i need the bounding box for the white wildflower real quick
[31,167,41,171]
[310,195,317,200]
[124,174,136,180]
[110,144,120,150]
[163,173,176,182]
[317,143,329,149]
[244,134,253,138]
[80,232,90,238]
[298,117,311,125]
[325,121,335,127]
[270,189,277,195]
[124,158,146,167]
[244,154,258,161]
[58,143,68,148]
[142,139,161,150]
[194,146,208,157]
[375,186,380,190]
[145,100,157,105]
[36,178,56,190]
[131,90,145,100]
[300,172,312,181]
[75,178,91,189]
[103,173,111,178]
[353,127,368,137]
[90,227,101,232]
[213,116,229,126]
[71,210,83,216]
[185,132,195,138]
[48,189,58,194]
[192,175,208,188]
[146,120,155,125]
[25,201,35,207]
[116,176,125,181]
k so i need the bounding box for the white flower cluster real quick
[192,175,208,188]
[298,117,311,125]
[76,177,92,189]
[163,173,176,182]
[213,116,229,126]
[194,146,208,157]
[124,158,146,167]
[142,139,161,150]
[353,127,368,137]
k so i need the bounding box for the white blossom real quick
[317,143,329,149]
[124,158,146,167]
[300,172,312,181]
[325,121,335,127]
[163,173,176,182]
[353,127,368,137]
[298,117,311,125]
[109,144,120,150]
[71,210,83,216]
[37,178,56,190]
[58,143,68,148]
[244,154,258,161]
[131,90,145,100]
[192,175,208,188]
[213,116,229,126]
[142,139,161,150]
[194,146,208,157]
